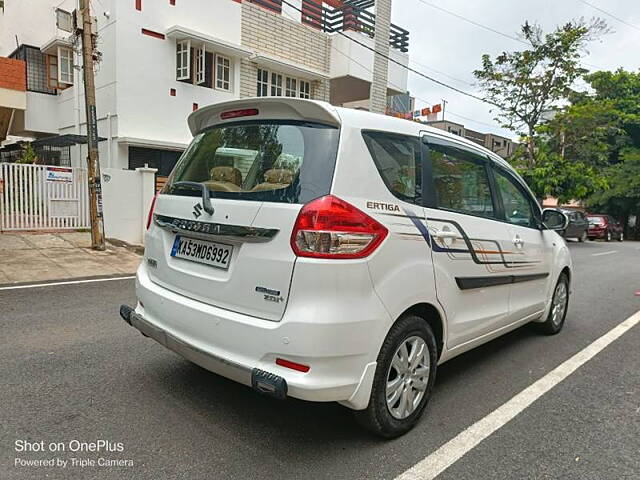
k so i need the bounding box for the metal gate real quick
[0,163,90,231]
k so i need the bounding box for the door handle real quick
[435,230,458,240]
[513,235,524,248]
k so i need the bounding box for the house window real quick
[195,43,205,84]
[285,77,297,97]
[46,54,59,89]
[258,70,312,99]
[176,39,190,80]
[215,54,230,91]
[257,68,269,96]
[271,72,283,96]
[299,80,310,99]
[56,9,73,32]
[58,47,73,85]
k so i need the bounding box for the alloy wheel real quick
[551,281,568,327]
[386,336,430,419]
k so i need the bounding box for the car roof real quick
[333,105,513,170]
[188,97,516,173]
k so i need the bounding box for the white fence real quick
[0,163,91,231]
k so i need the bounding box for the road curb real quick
[0,273,136,290]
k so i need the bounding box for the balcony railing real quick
[246,0,409,53]
[322,2,409,53]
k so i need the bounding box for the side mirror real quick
[542,208,569,231]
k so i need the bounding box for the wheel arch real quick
[400,302,445,359]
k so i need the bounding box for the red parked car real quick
[587,214,624,241]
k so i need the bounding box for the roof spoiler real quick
[187,97,341,135]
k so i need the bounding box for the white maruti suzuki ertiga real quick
[120,98,572,438]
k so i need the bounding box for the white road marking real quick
[0,276,135,291]
[396,310,640,480]
[591,250,617,256]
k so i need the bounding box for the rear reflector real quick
[276,358,310,373]
[220,108,259,120]
[291,195,388,259]
[146,194,158,230]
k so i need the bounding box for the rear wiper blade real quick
[173,181,214,215]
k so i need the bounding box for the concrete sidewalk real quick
[0,232,141,285]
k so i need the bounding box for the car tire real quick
[606,231,612,242]
[535,273,569,335]
[354,315,437,438]
[578,231,587,242]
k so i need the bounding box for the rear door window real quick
[165,121,339,204]
[362,131,422,205]
[430,144,495,218]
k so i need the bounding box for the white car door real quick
[492,166,552,321]
[422,138,513,349]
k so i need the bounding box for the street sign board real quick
[45,166,74,183]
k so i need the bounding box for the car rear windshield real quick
[588,216,605,224]
[164,121,339,204]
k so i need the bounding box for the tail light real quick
[146,194,158,230]
[290,195,388,259]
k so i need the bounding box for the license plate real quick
[170,235,233,269]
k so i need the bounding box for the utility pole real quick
[442,99,447,122]
[78,0,105,250]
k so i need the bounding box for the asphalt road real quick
[1,239,639,479]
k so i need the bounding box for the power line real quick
[280,0,495,107]
[280,3,504,133]
[415,0,529,46]
[409,58,474,87]
[577,0,640,32]
[331,41,504,133]
[414,0,605,71]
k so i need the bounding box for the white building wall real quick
[330,31,408,93]
[113,0,243,169]
[4,0,409,170]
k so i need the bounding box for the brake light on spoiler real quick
[220,108,259,120]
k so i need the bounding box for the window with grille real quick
[270,72,283,96]
[9,45,56,94]
[299,80,311,99]
[257,70,312,99]
[257,68,269,96]
[58,47,73,85]
[195,43,205,84]
[215,54,230,90]
[285,77,297,97]
[176,40,190,80]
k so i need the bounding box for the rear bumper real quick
[127,262,388,409]
[120,305,288,399]
[587,228,606,238]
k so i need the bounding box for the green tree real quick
[588,148,640,237]
[16,143,38,164]
[473,18,608,168]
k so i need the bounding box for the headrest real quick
[210,166,242,186]
[263,169,293,184]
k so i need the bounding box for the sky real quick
[391,0,640,139]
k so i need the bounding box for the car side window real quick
[494,169,537,228]
[429,144,495,218]
[362,131,422,204]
